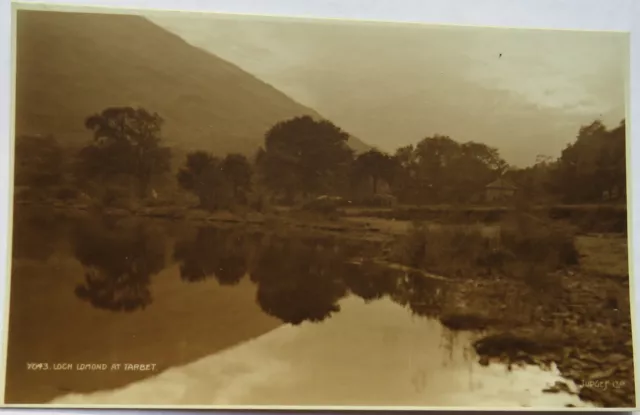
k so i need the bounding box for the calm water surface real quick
[5,209,591,408]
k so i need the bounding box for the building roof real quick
[485,177,518,190]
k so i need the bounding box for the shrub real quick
[390,223,493,277]
[391,213,578,292]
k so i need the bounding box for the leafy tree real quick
[78,107,171,198]
[389,135,507,204]
[391,144,422,203]
[351,149,397,195]
[504,155,557,203]
[552,119,626,203]
[221,153,253,202]
[448,142,508,203]
[257,116,354,202]
[176,151,232,210]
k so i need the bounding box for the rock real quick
[543,381,573,394]
[479,356,490,366]
[606,353,627,364]
[473,331,561,357]
[579,386,602,402]
[555,381,573,394]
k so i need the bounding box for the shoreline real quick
[13,200,635,408]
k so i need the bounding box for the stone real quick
[479,356,490,366]
[588,367,617,381]
[606,353,627,364]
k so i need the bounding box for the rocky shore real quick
[439,272,634,408]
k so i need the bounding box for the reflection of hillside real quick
[71,219,167,312]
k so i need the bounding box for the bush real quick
[391,223,493,277]
[391,213,578,292]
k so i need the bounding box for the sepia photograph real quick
[1,2,634,409]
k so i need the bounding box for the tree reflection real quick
[343,260,400,302]
[171,227,451,325]
[71,218,167,312]
[390,271,448,318]
[250,235,349,325]
[173,227,255,286]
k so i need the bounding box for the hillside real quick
[150,15,627,167]
[14,10,370,156]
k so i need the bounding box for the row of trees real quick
[503,120,626,204]
[15,106,626,209]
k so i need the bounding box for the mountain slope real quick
[149,15,627,167]
[14,10,370,156]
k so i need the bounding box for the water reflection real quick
[68,220,449,324]
[71,218,167,312]
[173,227,256,286]
[393,271,448,318]
[250,235,350,325]
[342,260,399,302]
[12,208,65,261]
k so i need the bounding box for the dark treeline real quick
[14,106,626,208]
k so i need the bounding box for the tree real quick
[79,107,171,198]
[257,116,354,202]
[351,149,396,195]
[414,135,460,202]
[390,135,507,204]
[551,119,626,203]
[504,155,557,204]
[177,151,232,210]
[448,142,508,203]
[221,153,253,202]
[391,144,421,203]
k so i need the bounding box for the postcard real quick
[1,2,635,410]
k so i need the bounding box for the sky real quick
[148,12,628,167]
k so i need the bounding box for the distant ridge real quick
[14,10,370,155]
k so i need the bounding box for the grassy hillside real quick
[14,10,370,156]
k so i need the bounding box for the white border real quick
[0,0,638,413]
